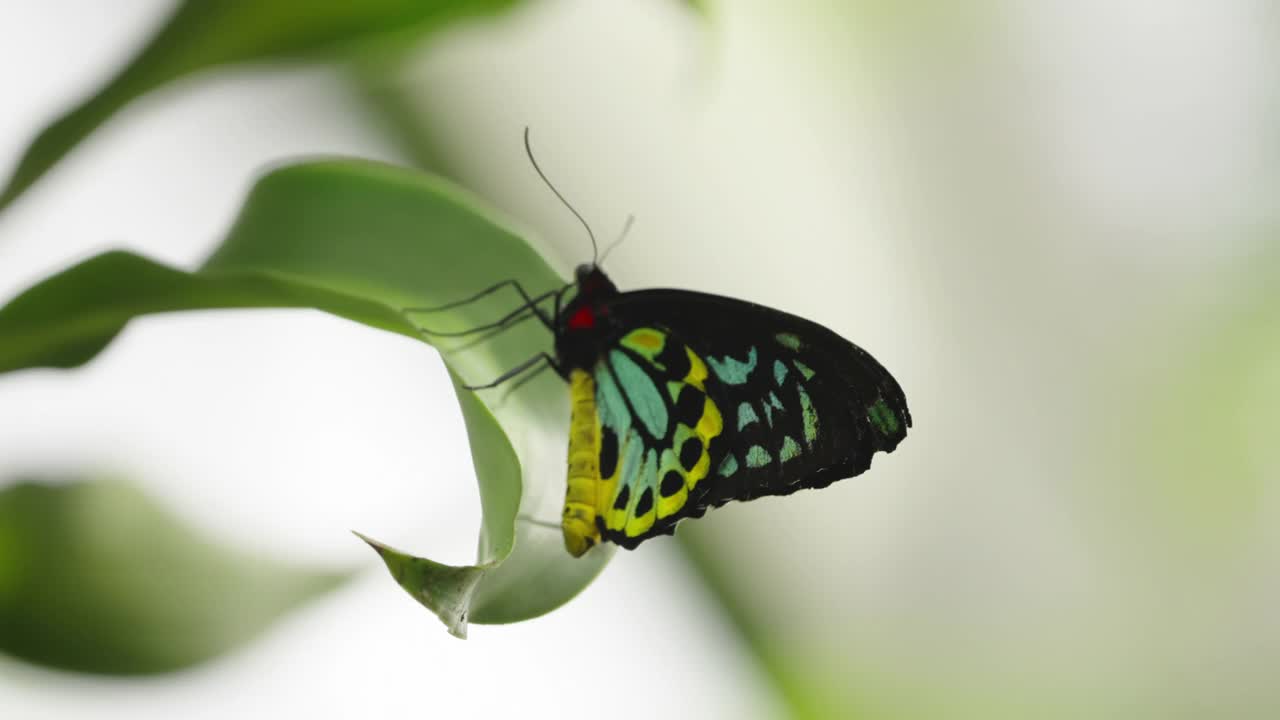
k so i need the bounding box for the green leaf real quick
[1115,258,1280,552]
[0,159,610,636]
[0,477,350,675]
[0,0,523,212]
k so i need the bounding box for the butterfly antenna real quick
[524,126,599,264]
[598,213,634,267]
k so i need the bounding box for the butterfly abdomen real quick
[562,369,604,557]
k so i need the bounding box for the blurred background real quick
[1,0,1277,718]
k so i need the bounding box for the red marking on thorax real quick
[568,306,595,330]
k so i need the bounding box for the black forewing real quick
[601,288,910,520]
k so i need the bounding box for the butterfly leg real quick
[403,278,529,313]
[436,312,540,355]
[508,280,561,330]
[461,352,562,391]
[409,288,558,338]
[493,358,556,402]
[404,279,559,331]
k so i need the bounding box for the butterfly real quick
[411,129,911,557]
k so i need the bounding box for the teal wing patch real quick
[593,328,723,547]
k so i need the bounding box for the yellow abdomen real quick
[562,369,602,556]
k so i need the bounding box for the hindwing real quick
[589,328,723,549]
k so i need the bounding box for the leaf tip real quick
[352,530,400,571]
[351,529,379,550]
[351,530,481,639]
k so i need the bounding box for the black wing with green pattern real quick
[602,288,910,523]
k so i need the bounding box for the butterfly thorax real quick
[553,264,620,376]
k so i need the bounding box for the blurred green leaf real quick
[684,0,712,15]
[0,477,349,675]
[1115,259,1280,554]
[0,159,611,636]
[0,0,524,212]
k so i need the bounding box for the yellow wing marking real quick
[570,340,725,548]
[628,345,725,534]
[620,328,666,363]
[623,450,658,538]
[685,347,709,390]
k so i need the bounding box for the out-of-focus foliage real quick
[0,160,607,637]
[1123,257,1280,547]
[0,477,349,675]
[0,0,527,212]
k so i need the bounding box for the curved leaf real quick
[0,0,523,212]
[0,160,611,636]
[0,477,350,675]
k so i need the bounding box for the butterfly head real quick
[573,263,617,297]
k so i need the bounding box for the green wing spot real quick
[794,360,816,381]
[775,332,802,351]
[666,380,684,402]
[595,362,633,430]
[797,385,819,445]
[609,350,668,438]
[737,402,760,430]
[779,436,802,462]
[707,347,757,385]
[773,359,789,386]
[614,430,646,509]
[746,445,772,468]
[868,398,900,435]
[762,391,784,427]
[718,454,739,477]
[640,447,659,499]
